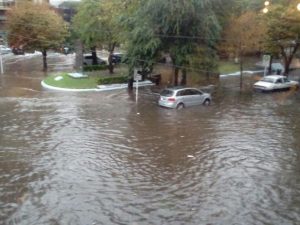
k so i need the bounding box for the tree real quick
[72,0,121,74]
[6,1,68,71]
[125,0,222,85]
[263,1,300,75]
[219,11,266,60]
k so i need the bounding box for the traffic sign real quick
[263,55,271,67]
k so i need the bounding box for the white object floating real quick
[180,136,185,138]
[68,72,88,78]
[187,155,195,158]
[54,76,63,81]
[137,112,140,115]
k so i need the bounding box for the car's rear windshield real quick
[261,78,275,83]
[160,89,174,97]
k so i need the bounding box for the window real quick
[160,90,174,97]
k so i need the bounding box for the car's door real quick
[180,89,194,106]
[282,77,292,89]
[176,90,185,105]
[274,78,284,90]
[189,89,204,105]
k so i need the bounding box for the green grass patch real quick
[98,76,128,85]
[218,57,260,74]
[44,65,130,89]
[218,61,241,74]
[43,73,99,89]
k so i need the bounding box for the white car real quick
[253,75,299,91]
[158,87,211,109]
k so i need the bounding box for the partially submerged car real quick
[158,87,211,109]
[253,75,299,92]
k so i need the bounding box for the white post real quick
[0,52,3,74]
[263,65,267,77]
[136,79,139,103]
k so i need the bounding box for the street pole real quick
[136,78,139,103]
[0,48,3,74]
[239,41,243,90]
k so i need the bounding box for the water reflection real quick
[1,55,300,225]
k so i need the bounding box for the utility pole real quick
[239,41,243,90]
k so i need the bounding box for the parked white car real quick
[254,75,299,91]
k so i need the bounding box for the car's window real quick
[190,89,202,95]
[176,90,185,96]
[182,89,193,96]
[160,90,174,97]
[283,78,289,83]
[262,77,275,83]
[85,56,92,59]
[275,79,282,83]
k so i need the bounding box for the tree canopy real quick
[124,0,223,85]
[72,0,122,73]
[7,1,68,70]
[263,0,300,75]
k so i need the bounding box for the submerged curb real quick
[41,80,154,92]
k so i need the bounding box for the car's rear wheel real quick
[176,103,184,110]
[203,99,211,106]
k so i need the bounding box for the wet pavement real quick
[1,54,300,225]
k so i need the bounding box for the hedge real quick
[98,76,128,85]
[83,64,107,71]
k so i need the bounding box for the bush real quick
[98,76,128,85]
[83,64,107,71]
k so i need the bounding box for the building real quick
[0,1,14,42]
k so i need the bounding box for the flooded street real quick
[1,54,300,225]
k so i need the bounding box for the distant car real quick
[12,47,24,55]
[158,87,211,109]
[0,45,11,54]
[83,54,106,65]
[111,53,125,64]
[253,75,299,92]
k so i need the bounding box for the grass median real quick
[43,66,128,89]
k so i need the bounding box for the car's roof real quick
[164,86,198,91]
[264,75,286,79]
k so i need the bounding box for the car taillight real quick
[167,98,176,102]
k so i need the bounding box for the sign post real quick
[262,54,271,77]
[134,69,142,103]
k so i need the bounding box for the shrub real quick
[98,76,128,85]
[83,64,107,71]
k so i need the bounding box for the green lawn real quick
[43,65,129,89]
[43,73,100,89]
[218,57,260,74]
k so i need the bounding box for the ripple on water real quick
[1,89,300,224]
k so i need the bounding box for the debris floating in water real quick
[187,155,195,158]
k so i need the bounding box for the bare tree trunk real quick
[268,55,273,75]
[91,46,97,65]
[174,67,179,86]
[108,42,116,74]
[280,44,299,76]
[74,39,83,71]
[181,68,187,85]
[42,49,47,71]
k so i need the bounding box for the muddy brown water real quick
[0,54,300,225]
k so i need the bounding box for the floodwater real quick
[1,54,300,225]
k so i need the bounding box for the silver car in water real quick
[158,87,211,109]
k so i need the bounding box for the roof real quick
[265,75,286,79]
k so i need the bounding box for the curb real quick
[41,80,154,92]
